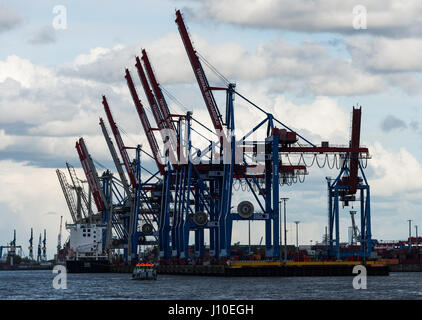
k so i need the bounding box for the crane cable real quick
[197,52,230,86]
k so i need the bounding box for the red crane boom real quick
[135,56,179,165]
[75,137,106,212]
[125,68,165,175]
[102,96,137,187]
[175,10,226,141]
[141,49,176,132]
[348,107,362,194]
[140,49,186,164]
[135,57,165,131]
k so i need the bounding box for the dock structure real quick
[156,261,390,277]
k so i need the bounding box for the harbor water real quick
[0,270,421,300]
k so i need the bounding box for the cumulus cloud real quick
[0,55,146,167]
[60,33,386,96]
[186,0,422,37]
[60,34,194,85]
[230,85,350,144]
[368,142,422,197]
[0,4,21,33]
[347,36,422,73]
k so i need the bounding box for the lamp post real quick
[248,220,251,254]
[280,198,289,262]
[294,221,300,250]
[279,200,281,260]
[408,220,412,248]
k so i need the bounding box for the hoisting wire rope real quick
[161,86,190,114]
[197,52,231,86]
[93,159,109,171]
[119,125,140,148]
[119,126,157,163]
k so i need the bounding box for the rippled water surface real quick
[0,270,421,300]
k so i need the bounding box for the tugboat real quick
[132,263,157,280]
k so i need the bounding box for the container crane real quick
[66,162,92,221]
[55,9,374,264]
[349,210,361,245]
[36,233,42,262]
[170,10,372,261]
[99,116,137,259]
[56,169,78,223]
[57,216,63,254]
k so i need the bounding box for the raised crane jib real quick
[75,137,107,212]
[175,10,225,137]
[141,49,176,132]
[102,95,137,188]
[137,52,183,165]
[348,107,361,194]
[125,68,165,175]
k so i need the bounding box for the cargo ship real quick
[65,223,111,273]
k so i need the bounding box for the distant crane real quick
[57,216,63,254]
[349,210,361,245]
[56,169,78,223]
[37,233,42,262]
[0,230,21,263]
[42,229,47,261]
[28,228,34,260]
[10,230,16,254]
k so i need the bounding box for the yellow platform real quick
[228,260,389,268]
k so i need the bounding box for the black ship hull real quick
[66,260,111,273]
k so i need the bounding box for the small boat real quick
[132,263,157,280]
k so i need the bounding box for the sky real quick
[1,0,422,259]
